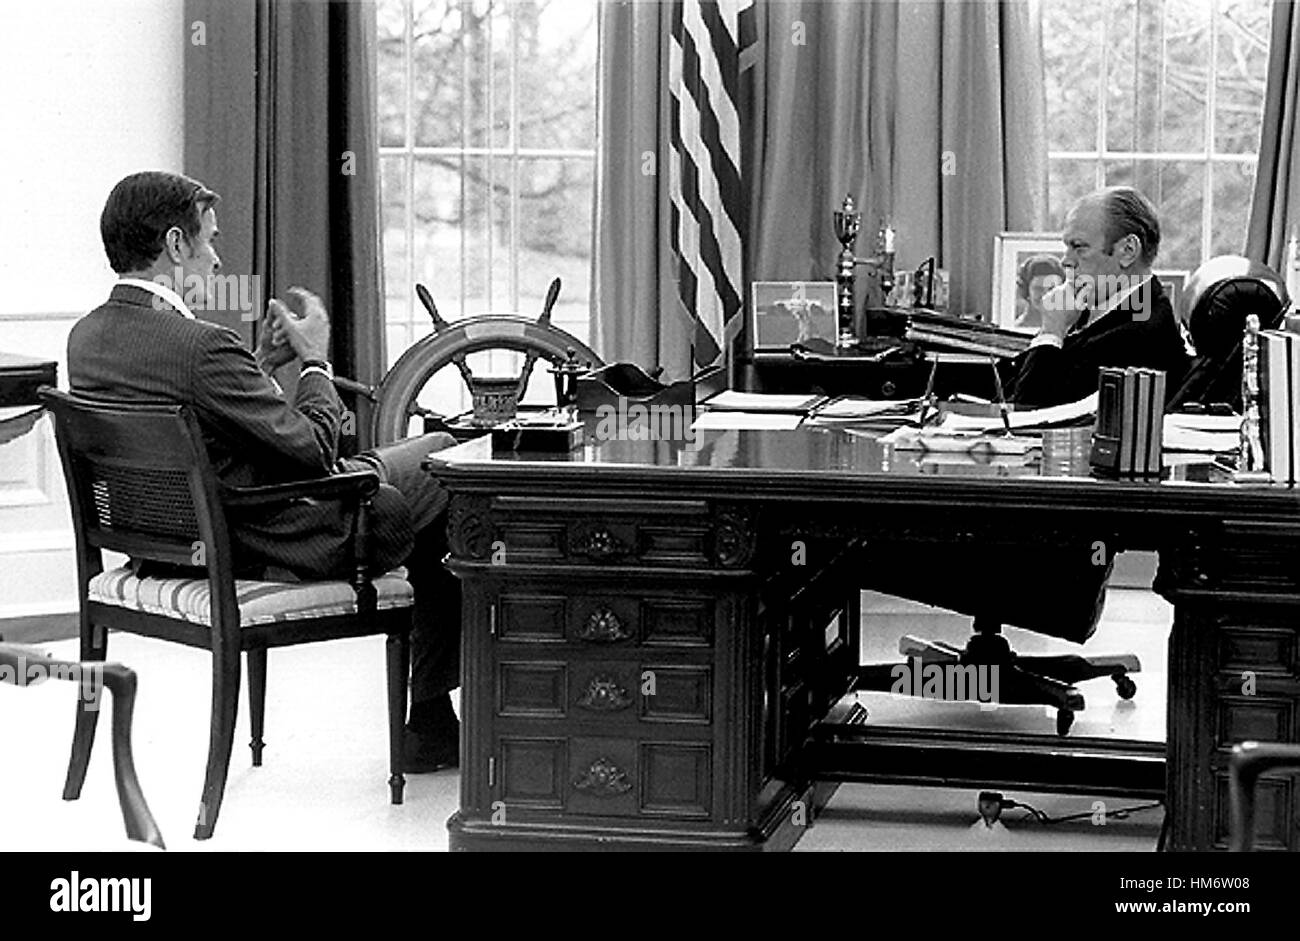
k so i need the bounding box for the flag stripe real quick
[669,0,753,369]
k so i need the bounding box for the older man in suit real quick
[68,171,460,772]
[1007,185,1190,406]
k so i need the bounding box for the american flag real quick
[668,0,756,370]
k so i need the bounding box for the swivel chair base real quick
[856,618,1140,736]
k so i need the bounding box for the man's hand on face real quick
[1037,275,1094,342]
[267,287,331,364]
[255,305,296,374]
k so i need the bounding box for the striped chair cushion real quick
[88,565,413,627]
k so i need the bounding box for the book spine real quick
[1134,369,1152,476]
[1119,367,1137,475]
[1150,369,1166,475]
[1289,332,1300,485]
[1262,331,1289,483]
[1259,332,1274,477]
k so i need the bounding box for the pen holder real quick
[1089,367,1166,478]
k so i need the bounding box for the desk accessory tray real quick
[490,415,584,452]
[575,362,725,413]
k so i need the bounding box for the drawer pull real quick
[577,606,632,643]
[576,676,633,712]
[569,524,630,561]
[573,757,633,797]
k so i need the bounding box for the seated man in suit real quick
[68,171,459,772]
[1007,185,1189,407]
[867,187,1189,657]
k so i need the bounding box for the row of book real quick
[1260,328,1300,485]
[1090,367,1166,478]
[904,311,1031,359]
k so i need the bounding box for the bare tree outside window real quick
[377,0,597,414]
[1043,0,1271,272]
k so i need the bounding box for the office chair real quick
[1167,255,1289,411]
[1228,741,1300,851]
[853,541,1133,735]
[41,389,414,840]
[0,639,165,848]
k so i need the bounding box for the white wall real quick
[0,0,184,617]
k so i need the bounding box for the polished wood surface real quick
[0,352,57,407]
[429,422,1300,851]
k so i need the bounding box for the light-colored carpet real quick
[0,584,1169,852]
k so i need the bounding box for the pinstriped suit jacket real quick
[68,283,412,578]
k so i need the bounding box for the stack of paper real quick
[939,393,1098,434]
[702,391,826,414]
[1163,412,1240,454]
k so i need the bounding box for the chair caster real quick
[1115,675,1137,700]
[1056,709,1075,736]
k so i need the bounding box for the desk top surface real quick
[428,421,1300,520]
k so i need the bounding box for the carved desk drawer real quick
[494,590,716,648]
[495,735,714,820]
[497,659,713,725]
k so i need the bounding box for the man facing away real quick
[67,171,460,772]
[1007,185,1189,407]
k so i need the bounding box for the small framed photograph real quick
[750,281,838,355]
[991,233,1065,333]
[1153,269,1188,319]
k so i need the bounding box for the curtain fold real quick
[748,0,1048,319]
[186,0,384,450]
[591,0,691,377]
[1246,0,1300,277]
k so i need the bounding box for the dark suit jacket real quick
[68,283,411,579]
[1006,275,1189,408]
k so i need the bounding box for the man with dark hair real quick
[1006,185,1189,407]
[68,170,461,772]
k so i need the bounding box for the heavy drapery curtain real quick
[593,0,1048,375]
[1246,0,1300,276]
[185,0,384,450]
[591,0,689,376]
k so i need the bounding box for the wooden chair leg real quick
[63,617,106,801]
[195,642,241,840]
[101,663,166,849]
[247,648,267,767]
[386,629,410,805]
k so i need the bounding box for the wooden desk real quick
[0,352,57,407]
[428,425,1300,851]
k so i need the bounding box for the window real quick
[376,0,597,412]
[1043,0,1272,271]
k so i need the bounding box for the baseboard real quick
[0,611,78,645]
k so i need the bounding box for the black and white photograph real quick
[1,0,1297,913]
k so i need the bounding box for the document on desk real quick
[806,396,923,423]
[691,410,804,431]
[1163,413,1240,453]
[702,390,826,413]
[939,392,1098,433]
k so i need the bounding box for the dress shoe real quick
[403,724,459,773]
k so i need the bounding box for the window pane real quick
[413,0,465,147]
[519,0,598,150]
[1044,0,1101,152]
[1210,161,1256,256]
[1048,159,1100,228]
[1158,0,1211,153]
[1104,0,1164,154]
[413,155,468,316]
[514,157,593,342]
[1215,0,1271,153]
[1115,160,1204,269]
[377,0,407,147]
[381,155,410,324]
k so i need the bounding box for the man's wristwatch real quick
[301,359,334,381]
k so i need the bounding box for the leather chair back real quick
[1168,256,1289,410]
